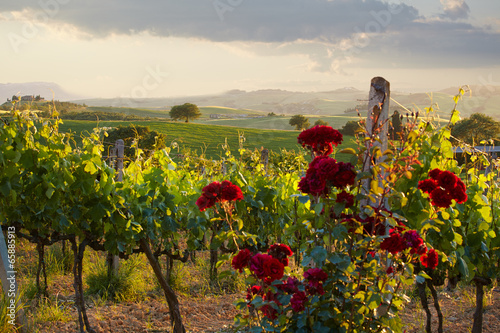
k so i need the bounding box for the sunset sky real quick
[1,0,499,99]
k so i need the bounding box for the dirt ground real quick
[11,240,500,333]
[26,284,499,333]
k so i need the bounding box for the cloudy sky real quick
[1,0,499,99]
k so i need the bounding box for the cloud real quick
[1,0,499,74]
[440,0,470,20]
[0,0,419,43]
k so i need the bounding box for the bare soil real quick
[11,240,500,332]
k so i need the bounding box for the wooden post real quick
[261,148,269,173]
[107,140,124,276]
[361,77,390,207]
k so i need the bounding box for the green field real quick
[196,115,361,130]
[86,105,266,120]
[58,120,357,161]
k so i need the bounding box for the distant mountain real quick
[0,82,84,102]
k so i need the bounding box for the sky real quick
[1,0,500,99]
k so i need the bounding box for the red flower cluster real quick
[298,156,356,196]
[196,180,244,211]
[297,125,343,156]
[418,169,467,208]
[420,249,439,269]
[379,229,439,270]
[303,268,328,295]
[232,244,293,283]
[290,291,307,312]
[380,229,426,255]
[345,208,402,236]
[231,248,252,273]
[267,244,293,266]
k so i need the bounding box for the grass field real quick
[86,105,267,120]
[58,120,357,161]
[196,115,361,130]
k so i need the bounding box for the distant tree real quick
[314,119,329,126]
[339,120,363,136]
[389,110,402,140]
[268,112,276,117]
[289,115,310,131]
[169,103,202,123]
[11,95,20,103]
[451,113,500,145]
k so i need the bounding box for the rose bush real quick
[230,91,497,332]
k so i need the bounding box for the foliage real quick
[86,254,148,301]
[450,112,500,145]
[1,87,499,332]
[169,103,202,123]
[313,119,329,126]
[104,124,167,161]
[289,115,310,131]
[339,119,363,136]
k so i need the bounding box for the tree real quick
[339,120,363,136]
[169,103,201,123]
[314,119,329,126]
[289,115,310,130]
[451,113,500,145]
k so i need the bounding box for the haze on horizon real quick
[1,0,500,100]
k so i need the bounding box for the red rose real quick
[331,162,356,188]
[336,190,354,207]
[246,285,263,301]
[232,249,253,273]
[420,249,439,269]
[316,157,340,181]
[278,277,300,294]
[297,125,343,156]
[430,187,453,208]
[428,168,442,180]
[436,170,458,191]
[380,231,406,255]
[290,291,308,312]
[451,181,467,204]
[268,244,293,265]
[418,179,437,194]
[220,180,244,202]
[195,195,213,212]
[263,257,285,282]
[304,267,328,294]
[307,175,327,195]
[386,267,394,274]
[249,253,272,279]
[196,180,244,211]
[203,181,221,199]
[403,230,423,250]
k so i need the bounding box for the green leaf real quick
[457,257,469,279]
[415,275,426,284]
[314,203,324,216]
[310,246,327,265]
[297,195,310,204]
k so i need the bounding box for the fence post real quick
[361,76,390,208]
[107,139,124,276]
[261,148,269,173]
